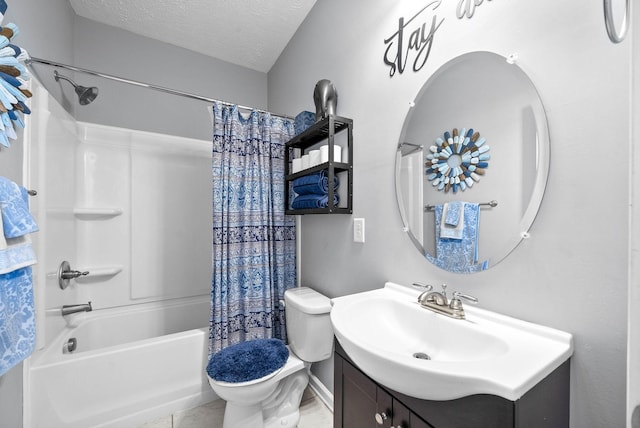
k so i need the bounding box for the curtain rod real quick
[25,56,295,120]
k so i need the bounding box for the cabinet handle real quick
[375,412,389,425]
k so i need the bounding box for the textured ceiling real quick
[68,0,317,73]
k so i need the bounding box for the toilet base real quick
[221,369,309,428]
[223,402,264,428]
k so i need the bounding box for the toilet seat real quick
[209,350,305,388]
[207,347,306,406]
[207,338,289,384]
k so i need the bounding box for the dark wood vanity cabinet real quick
[335,350,432,428]
[334,341,570,428]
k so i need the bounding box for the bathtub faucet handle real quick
[58,261,90,289]
[62,270,89,279]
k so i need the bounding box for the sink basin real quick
[330,282,573,401]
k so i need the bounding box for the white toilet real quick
[207,286,333,428]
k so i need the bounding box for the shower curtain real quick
[209,102,296,356]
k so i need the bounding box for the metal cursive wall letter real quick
[383,1,445,77]
[456,0,493,19]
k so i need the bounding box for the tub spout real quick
[61,301,92,316]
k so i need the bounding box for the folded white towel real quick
[0,211,36,274]
[440,202,464,240]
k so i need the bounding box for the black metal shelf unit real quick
[285,115,353,215]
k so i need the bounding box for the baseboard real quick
[308,372,334,413]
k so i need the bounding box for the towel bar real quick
[424,200,497,211]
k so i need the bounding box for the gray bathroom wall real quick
[0,2,75,427]
[269,1,629,427]
[67,16,268,141]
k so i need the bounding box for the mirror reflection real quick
[604,0,629,43]
[395,51,550,273]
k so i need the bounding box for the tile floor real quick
[138,386,333,428]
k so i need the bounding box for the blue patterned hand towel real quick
[292,170,339,195]
[0,266,35,376]
[444,201,462,226]
[440,202,464,240]
[0,177,38,238]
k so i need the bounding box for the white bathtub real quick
[26,296,217,428]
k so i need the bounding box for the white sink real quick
[330,282,573,401]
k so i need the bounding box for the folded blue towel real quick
[206,338,289,383]
[294,111,315,135]
[0,177,38,238]
[0,266,35,376]
[291,194,339,210]
[292,170,339,195]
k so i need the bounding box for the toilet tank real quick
[284,287,333,362]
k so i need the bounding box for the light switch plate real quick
[354,218,365,243]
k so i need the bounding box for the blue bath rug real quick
[207,338,289,383]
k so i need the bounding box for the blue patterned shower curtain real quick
[209,102,296,356]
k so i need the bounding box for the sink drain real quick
[413,352,431,360]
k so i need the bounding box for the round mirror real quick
[395,51,550,273]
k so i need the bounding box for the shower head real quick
[54,70,98,105]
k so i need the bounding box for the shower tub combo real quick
[24,80,216,428]
[27,296,215,428]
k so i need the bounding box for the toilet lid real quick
[285,287,331,314]
[206,338,289,383]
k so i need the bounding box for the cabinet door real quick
[392,399,434,428]
[339,356,395,427]
[341,358,379,427]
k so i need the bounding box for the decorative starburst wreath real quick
[425,128,490,193]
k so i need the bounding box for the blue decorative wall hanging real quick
[0,0,32,149]
[425,128,490,193]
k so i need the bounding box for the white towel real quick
[0,210,36,274]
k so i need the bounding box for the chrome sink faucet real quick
[417,284,477,320]
[61,301,92,316]
[412,282,434,301]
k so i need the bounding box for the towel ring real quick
[604,0,630,43]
